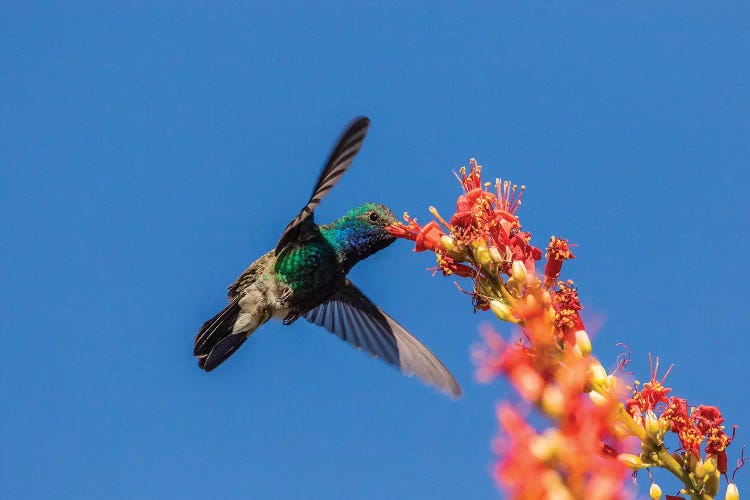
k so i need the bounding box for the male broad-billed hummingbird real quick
[194,117,461,397]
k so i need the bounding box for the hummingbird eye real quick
[369,212,379,222]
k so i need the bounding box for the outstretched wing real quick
[275,117,371,254]
[303,281,461,398]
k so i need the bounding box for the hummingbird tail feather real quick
[194,297,243,371]
[194,293,271,372]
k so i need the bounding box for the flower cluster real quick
[622,357,736,498]
[388,159,741,500]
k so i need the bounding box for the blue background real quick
[3,3,749,499]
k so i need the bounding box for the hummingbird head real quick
[323,202,398,269]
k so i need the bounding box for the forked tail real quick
[193,296,246,371]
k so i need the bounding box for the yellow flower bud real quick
[694,459,706,479]
[570,344,584,359]
[511,260,527,283]
[589,361,608,389]
[541,384,565,419]
[726,483,739,500]
[588,390,608,407]
[649,483,663,500]
[529,429,562,463]
[704,457,717,474]
[617,453,649,470]
[488,246,503,263]
[574,330,592,356]
[474,244,491,265]
[489,300,518,323]
[440,235,456,252]
[645,412,661,438]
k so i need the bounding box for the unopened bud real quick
[474,244,491,265]
[695,460,706,479]
[440,235,456,252]
[618,453,649,470]
[726,483,739,500]
[650,483,662,499]
[645,412,661,438]
[490,300,517,323]
[588,390,608,407]
[574,330,592,356]
[488,246,503,263]
[704,457,717,474]
[511,260,527,283]
[589,361,608,389]
[541,384,565,418]
[529,429,562,463]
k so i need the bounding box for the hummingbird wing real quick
[303,281,462,398]
[275,117,371,254]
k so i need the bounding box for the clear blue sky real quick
[2,3,749,499]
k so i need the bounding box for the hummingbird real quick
[193,117,461,397]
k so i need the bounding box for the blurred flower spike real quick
[389,159,741,500]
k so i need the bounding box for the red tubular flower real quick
[509,231,543,274]
[385,215,422,241]
[544,236,576,288]
[414,220,444,252]
[387,216,447,253]
[551,280,585,346]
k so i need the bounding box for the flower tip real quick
[726,483,739,500]
[440,234,456,252]
[474,244,491,266]
[511,259,528,283]
[588,390,608,407]
[489,300,518,323]
[488,246,503,263]
[589,361,608,388]
[649,483,663,500]
[645,412,661,438]
[574,330,592,356]
[617,453,649,470]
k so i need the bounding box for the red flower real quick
[694,405,732,473]
[625,356,673,423]
[414,220,444,252]
[434,252,475,277]
[544,236,576,288]
[509,231,543,274]
[551,280,585,346]
[392,159,740,498]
